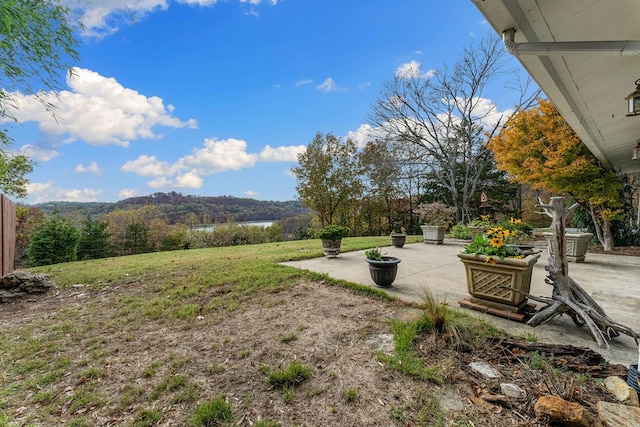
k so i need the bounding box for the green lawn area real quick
[2,235,444,426]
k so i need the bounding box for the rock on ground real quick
[0,271,54,302]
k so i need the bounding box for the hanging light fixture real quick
[633,139,640,160]
[625,79,640,116]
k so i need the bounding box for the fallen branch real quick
[486,337,628,377]
[525,197,639,349]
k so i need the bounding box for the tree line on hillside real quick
[19,204,312,267]
[32,193,309,225]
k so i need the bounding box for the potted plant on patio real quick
[542,229,593,263]
[365,247,401,287]
[317,224,350,257]
[390,227,407,248]
[468,215,492,241]
[457,226,541,313]
[416,202,457,245]
[503,217,535,253]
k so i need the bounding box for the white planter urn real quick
[543,232,593,263]
[420,225,445,245]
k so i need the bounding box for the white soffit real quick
[471,0,640,175]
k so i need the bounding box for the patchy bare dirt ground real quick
[0,279,628,426]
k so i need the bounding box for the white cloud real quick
[17,144,60,162]
[244,190,258,197]
[174,170,204,188]
[316,78,337,92]
[63,0,280,38]
[6,68,197,147]
[122,138,304,190]
[259,144,305,162]
[395,60,436,79]
[358,82,371,90]
[345,124,387,149]
[148,170,204,189]
[62,188,102,202]
[121,154,175,177]
[26,181,54,197]
[147,177,170,188]
[63,0,169,39]
[469,96,512,130]
[118,188,139,199]
[75,161,100,174]
[296,79,313,87]
[27,181,101,203]
[350,97,512,150]
[395,61,420,78]
[178,138,258,173]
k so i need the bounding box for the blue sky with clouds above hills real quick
[6,0,529,204]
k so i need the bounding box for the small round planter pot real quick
[365,256,401,287]
[321,239,342,257]
[390,234,407,248]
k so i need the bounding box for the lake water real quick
[189,221,275,232]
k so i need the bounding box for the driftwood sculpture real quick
[524,197,638,349]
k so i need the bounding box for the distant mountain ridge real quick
[32,192,309,224]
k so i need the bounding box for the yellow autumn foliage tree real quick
[487,99,623,250]
[103,205,170,255]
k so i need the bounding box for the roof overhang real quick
[471,0,640,176]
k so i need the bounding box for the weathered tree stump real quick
[525,197,638,349]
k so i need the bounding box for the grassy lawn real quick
[2,235,448,426]
[1,234,614,426]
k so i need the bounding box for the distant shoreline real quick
[189,221,275,232]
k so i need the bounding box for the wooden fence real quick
[0,194,16,276]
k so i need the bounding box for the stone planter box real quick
[420,225,445,245]
[469,226,487,241]
[543,232,593,262]
[457,252,541,312]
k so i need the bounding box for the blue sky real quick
[7,0,529,204]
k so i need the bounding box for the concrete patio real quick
[282,240,640,366]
